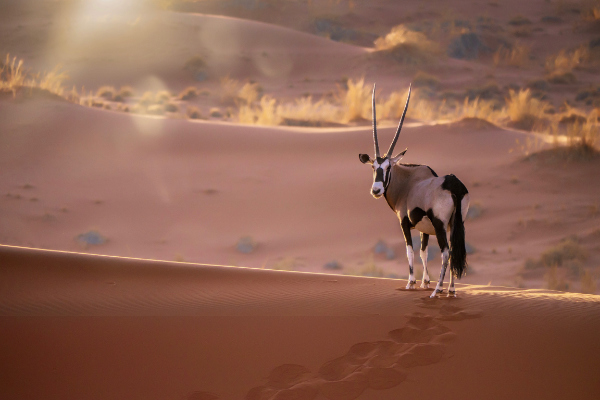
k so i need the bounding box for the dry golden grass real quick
[493,43,530,67]
[96,86,116,100]
[506,89,552,131]
[238,96,281,125]
[545,46,589,76]
[1,54,68,98]
[238,82,260,105]
[0,55,25,94]
[374,24,441,64]
[278,96,341,123]
[340,77,371,122]
[178,86,199,100]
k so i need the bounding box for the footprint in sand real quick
[245,312,462,400]
[437,304,483,321]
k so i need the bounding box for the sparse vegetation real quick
[186,106,204,120]
[374,24,441,65]
[506,89,552,131]
[493,43,530,67]
[96,86,116,100]
[179,86,199,100]
[525,237,587,270]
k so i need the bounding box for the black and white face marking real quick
[371,157,391,198]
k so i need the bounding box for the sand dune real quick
[0,2,366,89]
[1,96,538,285]
[1,245,599,400]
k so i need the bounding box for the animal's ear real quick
[390,148,407,163]
[359,153,373,164]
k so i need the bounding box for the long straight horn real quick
[386,83,412,157]
[372,83,380,158]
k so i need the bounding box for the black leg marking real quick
[408,207,427,227]
[427,210,448,251]
[400,216,413,247]
[420,233,429,252]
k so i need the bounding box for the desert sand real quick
[1,0,600,399]
[2,244,600,400]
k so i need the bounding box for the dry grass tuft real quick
[506,89,552,131]
[186,106,204,120]
[238,96,281,125]
[96,86,116,100]
[340,77,371,122]
[580,269,597,294]
[493,43,530,67]
[238,82,261,105]
[178,86,199,100]
[545,46,589,79]
[525,237,587,270]
[374,25,441,65]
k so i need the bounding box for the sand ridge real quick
[2,245,600,400]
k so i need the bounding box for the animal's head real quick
[359,84,411,199]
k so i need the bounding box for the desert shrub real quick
[238,96,281,125]
[96,86,116,100]
[186,106,203,119]
[209,107,222,118]
[541,238,587,267]
[493,43,530,67]
[581,269,597,294]
[545,266,570,291]
[138,91,156,106]
[164,102,179,112]
[118,86,135,98]
[340,77,371,122]
[35,66,68,97]
[0,54,25,93]
[155,90,171,104]
[545,46,589,76]
[238,82,260,104]
[178,86,199,100]
[374,24,440,64]
[506,89,552,131]
[278,96,340,123]
[1,54,67,98]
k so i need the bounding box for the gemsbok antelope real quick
[359,84,470,298]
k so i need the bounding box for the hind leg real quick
[420,233,431,289]
[401,216,416,289]
[430,219,450,298]
[448,272,456,297]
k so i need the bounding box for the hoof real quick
[406,281,417,290]
[447,290,457,298]
[420,280,430,289]
[429,288,443,298]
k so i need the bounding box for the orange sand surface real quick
[2,245,600,400]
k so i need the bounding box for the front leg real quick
[401,216,416,289]
[420,233,431,289]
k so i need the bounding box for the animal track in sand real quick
[244,312,463,400]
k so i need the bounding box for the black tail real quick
[450,193,468,279]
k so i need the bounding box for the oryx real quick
[359,84,470,298]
